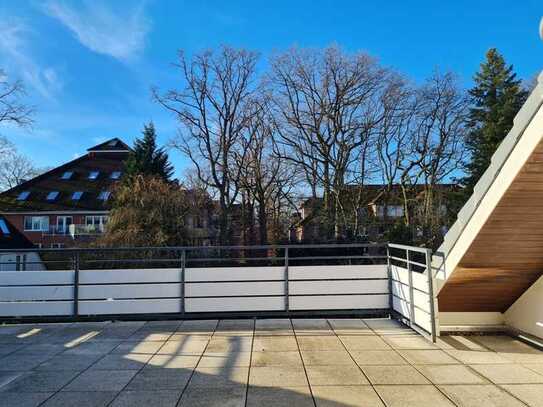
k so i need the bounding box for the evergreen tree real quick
[462,49,528,193]
[125,122,174,181]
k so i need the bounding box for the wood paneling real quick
[439,141,543,312]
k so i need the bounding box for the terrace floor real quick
[1,318,543,406]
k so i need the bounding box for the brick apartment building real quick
[0,138,130,248]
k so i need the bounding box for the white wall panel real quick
[290,294,388,310]
[0,301,73,316]
[0,286,73,301]
[0,271,74,286]
[80,269,181,284]
[186,281,284,297]
[186,296,284,312]
[79,284,181,300]
[290,265,387,280]
[289,279,388,295]
[78,299,181,315]
[186,267,283,282]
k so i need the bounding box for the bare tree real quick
[0,136,44,191]
[0,70,33,127]
[268,46,395,239]
[154,47,259,244]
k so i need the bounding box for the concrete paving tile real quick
[157,338,209,355]
[0,392,54,407]
[327,319,374,336]
[251,351,303,367]
[168,333,212,341]
[214,319,254,336]
[498,352,543,364]
[142,320,182,329]
[305,365,369,385]
[473,336,540,353]
[501,384,543,407]
[375,385,455,406]
[62,341,119,355]
[179,384,246,406]
[301,350,356,366]
[313,385,384,406]
[444,349,511,364]
[111,341,165,354]
[339,335,392,350]
[246,385,313,407]
[90,354,151,370]
[35,354,102,371]
[145,355,200,369]
[176,320,218,334]
[252,336,298,352]
[362,365,430,384]
[0,344,24,356]
[198,352,252,368]
[254,319,293,336]
[437,335,489,351]
[249,366,308,387]
[439,384,526,407]
[524,364,543,375]
[292,319,333,335]
[416,365,488,384]
[190,366,249,387]
[110,390,181,407]
[363,319,416,335]
[470,364,543,384]
[297,336,344,351]
[125,331,173,341]
[126,369,192,390]
[205,337,252,353]
[0,354,53,371]
[399,349,461,365]
[350,350,408,365]
[383,335,438,349]
[63,369,137,391]
[0,371,23,389]
[41,391,117,407]
[11,344,66,356]
[0,370,80,392]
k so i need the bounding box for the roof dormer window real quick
[72,191,84,201]
[61,171,73,180]
[46,191,59,201]
[110,171,121,180]
[16,191,30,201]
[98,191,111,201]
[88,171,100,180]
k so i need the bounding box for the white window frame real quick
[85,215,108,233]
[56,216,73,234]
[24,216,49,232]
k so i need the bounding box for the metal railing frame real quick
[0,243,437,341]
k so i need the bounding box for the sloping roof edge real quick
[434,71,543,280]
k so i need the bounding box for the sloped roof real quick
[0,138,130,213]
[0,216,34,249]
[87,138,131,152]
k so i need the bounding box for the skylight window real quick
[72,191,83,201]
[16,191,30,201]
[61,171,73,180]
[98,191,111,201]
[0,219,9,235]
[107,139,117,146]
[88,171,100,180]
[46,191,59,201]
[110,171,121,180]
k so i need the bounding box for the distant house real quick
[0,138,130,249]
[0,216,44,271]
[293,184,457,242]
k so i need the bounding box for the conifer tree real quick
[462,49,528,192]
[125,122,174,181]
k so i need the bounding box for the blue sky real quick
[0,0,541,178]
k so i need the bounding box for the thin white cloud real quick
[43,0,151,61]
[0,18,62,99]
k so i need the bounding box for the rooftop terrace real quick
[1,318,543,406]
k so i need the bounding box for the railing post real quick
[425,248,437,343]
[73,251,80,317]
[407,249,415,328]
[284,247,289,312]
[386,245,393,316]
[181,249,186,316]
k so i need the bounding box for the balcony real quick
[42,224,105,238]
